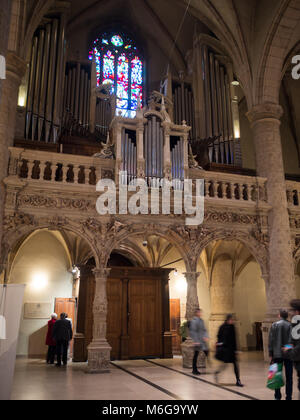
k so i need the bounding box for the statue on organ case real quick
[190,135,222,170]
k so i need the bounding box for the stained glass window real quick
[89,32,144,117]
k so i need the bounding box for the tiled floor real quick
[11,352,299,400]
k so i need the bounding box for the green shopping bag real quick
[267,363,285,390]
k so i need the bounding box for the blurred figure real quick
[189,308,209,375]
[268,310,293,400]
[52,313,73,367]
[215,314,244,387]
[283,300,300,400]
[46,313,57,364]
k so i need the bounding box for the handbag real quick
[267,363,285,390]
[0,285,6,340]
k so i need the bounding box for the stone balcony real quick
[2,146,277,244]
[4,147,272,217]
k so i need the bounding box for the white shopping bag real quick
[0,286,6,340]
[0,315,6,340]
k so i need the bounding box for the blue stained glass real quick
[111,35,124,47]
[89,34,143,116]
[131,57,143,85]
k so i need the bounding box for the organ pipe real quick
[173,82,195,140]
[192,43,242,166]
[121,130,137,184]
[25,17,65,143]
[143,116,164,185]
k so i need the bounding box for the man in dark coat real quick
[52,312,73,367]
[215,314,244,387]
[268,310,293,400]
[283,300,300,400]
[46,313,57,364]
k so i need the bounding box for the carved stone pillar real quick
[247,104,296,318]
[0,52,26,266]
[185,272,201,321]
[181,272,206,369]
[87,267,111,373]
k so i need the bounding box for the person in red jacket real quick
[46,313,57,364]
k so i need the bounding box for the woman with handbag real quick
[214,314,244,387]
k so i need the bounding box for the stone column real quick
[181,272,206,369]
[185,272,201,321]
[87,267,111,373]
[247,104,296,314]
[0,52,26,264]
[247,104,296,359]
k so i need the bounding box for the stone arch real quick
[195,230,269,283]
[1,216,101,273]
[106,223,193,272]
[255,0,300,105]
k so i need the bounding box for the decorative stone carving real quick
[4,212,35,231]
[17,195,93,212]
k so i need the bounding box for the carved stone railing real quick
[190,169,268,205]
[286,180,300,208]
[6,147,277,211]
[8,147,115,187]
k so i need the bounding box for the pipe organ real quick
[112,107,190,188]
[172,82,196,141]
[25,17,65,143]
[144,116,164,186]
[62,62,91,132]
[171,137,185,189]
[192,36,243,167]
[121,129,137,184]
[95,98,112,138]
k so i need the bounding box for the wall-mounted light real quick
[231,79,240,87]
[31,271,48,290]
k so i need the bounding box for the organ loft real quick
[0,0,300,376]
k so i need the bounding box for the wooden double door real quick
[107,268,173,360]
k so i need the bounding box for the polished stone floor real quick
[11,352,299,400]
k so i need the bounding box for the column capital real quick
[184,272,201,283]
[92,267,111,281]
[247,103,283,126]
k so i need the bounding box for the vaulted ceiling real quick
[17,0,300,106]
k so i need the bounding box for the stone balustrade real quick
[286,181,300,207]
[8,147,115,186]
[10,147,300,210]
[201,171,268,204]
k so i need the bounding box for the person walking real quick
[283,300,300,400]
[215,314,244,387]
[52,313,73,367]
[46,313,57,364]
[268,310,293,400]
[189,308,209,375]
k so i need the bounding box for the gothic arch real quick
[1,215,101,272]
[255,0,300,105]
[194,229,269,282]
[106,223,193,272]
